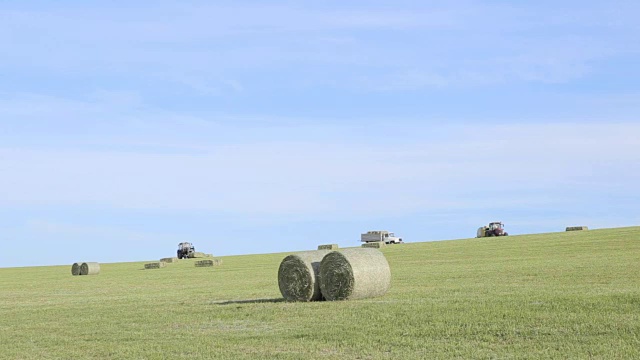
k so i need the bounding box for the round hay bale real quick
[278,250,330,302]
[71,262,81,276]
[80,262,100,275]
[319,248,391,301]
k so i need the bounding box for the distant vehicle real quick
[361,230,404,244]
[177,242,195,259]
[476,222,509,238]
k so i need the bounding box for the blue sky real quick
[1,1,639,268]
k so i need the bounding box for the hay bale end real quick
[278,250,330,302]
[71,262,81,276]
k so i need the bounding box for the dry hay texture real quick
[195,259,222,267]
[317,244,339,250]
[566,226,589,231]
[145,262,166,269]
[278,250,331,302]
[79,262,100,275]
[319,248,391,301]
[159,257,178,263]
[71,262,81,276]
[362,242,385,248]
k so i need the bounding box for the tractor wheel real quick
[504,232,509,236]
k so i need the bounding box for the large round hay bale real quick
[79,262,100,275]
[278,250,330,302]
[71,262,81,276]
[319,248,391,301]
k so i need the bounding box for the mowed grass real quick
[1,227,639,359]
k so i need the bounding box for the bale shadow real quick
[212,298,285,305]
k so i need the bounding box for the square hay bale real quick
[194,259,222,267]
[317,244,339,250]
[144,262,166,269]
[191,252,213,258]
[159,257,179,263]
[362,242,385,249]
[566,226,588,231]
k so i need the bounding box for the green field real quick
[1,227,639,359]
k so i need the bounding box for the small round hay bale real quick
[79,262,100,275]
[361,242,385,248]
[319,248,391,301]
[71,262,81,276]
[317,244,339,250]
[278,250,330,302]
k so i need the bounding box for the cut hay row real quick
[194,259,222,267]
[362,242,385,248]
[319,248,391,301]
[317,244,339,250]
[566,226,588,231]
[159,257,178,263]
[79,262,100,276]
[71,262,81,276]
[144,262,166,269]
[278,250,330,302]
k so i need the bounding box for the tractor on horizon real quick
[476,222,509,238]
[177,242,196,259]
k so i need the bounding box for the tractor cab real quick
[177,242,195,259]
[488,222,503,231]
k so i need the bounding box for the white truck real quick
[360,230,403,244]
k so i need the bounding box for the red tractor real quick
[476,222,509,238]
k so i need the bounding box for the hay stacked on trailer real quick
[278,250,330,302]
[194,259,222,267]
[362,242,385,248]
[159,257,179,263]
[317,244,339,250]
[79,262,100,275]
[319,248,390,301]
[566,226,588,231]
[144,262,166,269]
[71,262,81,276]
